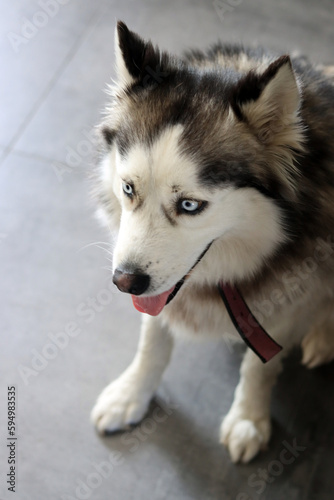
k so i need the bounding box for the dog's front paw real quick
[302,325,334,369]
[220,410,271,463]
[91,373,154,435]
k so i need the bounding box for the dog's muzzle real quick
[113,268,150,295]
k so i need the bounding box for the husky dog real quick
[91,21,334,463]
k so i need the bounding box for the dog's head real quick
[96,22,304,315]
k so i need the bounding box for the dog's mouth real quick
[131,284,177,316]
[131,242,213,316]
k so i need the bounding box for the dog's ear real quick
[231,56,301,144]
[115,21,161,87]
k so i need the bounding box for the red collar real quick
[218,282,282,363]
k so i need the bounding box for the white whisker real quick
[77,241,112,254]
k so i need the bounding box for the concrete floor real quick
[0,1,334,499]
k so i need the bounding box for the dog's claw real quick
[220,411,271,463]
[91,373,154,435]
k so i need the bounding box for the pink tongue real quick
[131,286,175,316]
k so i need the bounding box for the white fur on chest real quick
[159,280,316,350]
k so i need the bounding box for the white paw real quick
[91,373,154,434]
[302,326,334,369]
[220,410,271,463]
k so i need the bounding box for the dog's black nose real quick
[113,268,150,295]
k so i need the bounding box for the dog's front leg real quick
[91,315,173,434]
[220,349,283,463]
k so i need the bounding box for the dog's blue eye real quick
[122,182,133,196]
[178,199,207,215]
[181,200,199,212]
